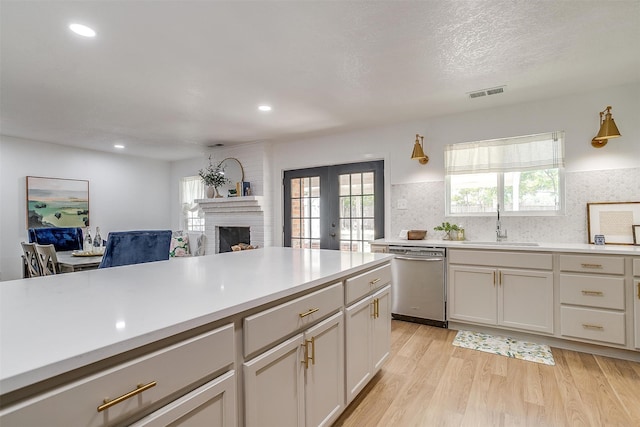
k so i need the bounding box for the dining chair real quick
[21,242,41,278]
[35,244,59,275]
[28,227,84,252]
[98,230,172,269]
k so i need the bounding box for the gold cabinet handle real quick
[301,337,315,369]
[97,381,157,412]
[581,263,603,269]
[299,308,319,318]
[581,290,604,296]
[369,278,381,285]
[375,298,379,318]
[493,271,496,287]
[371,299,377,318]
[582,324,604,330]
[637,283,640,299]
[499,271,503,286]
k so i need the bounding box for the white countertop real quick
[0,247,392,394]
[374,238,640,255]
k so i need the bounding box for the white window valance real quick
[445,131,565,175]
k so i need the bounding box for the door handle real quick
[330,233,336,237]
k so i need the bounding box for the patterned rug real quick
[452,330,555,366]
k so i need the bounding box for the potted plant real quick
[433,222,459,240]
[199,155,230,198]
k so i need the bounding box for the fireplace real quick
[196,196,270,254]
[218,226,250,253]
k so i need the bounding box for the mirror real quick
[219,157,244,197]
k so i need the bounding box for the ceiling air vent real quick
[468,85,506,99]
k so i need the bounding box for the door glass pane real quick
[289,175,321,245]
[339,175,350,196]
[362,172,374,195]
[351,174,362,196]
[340,219,351,239]
[363,195,375,217]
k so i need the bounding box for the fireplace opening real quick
[219,227,250,253]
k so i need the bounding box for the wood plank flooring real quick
[334,320,640,427]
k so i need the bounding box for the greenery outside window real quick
[445,132,565,216]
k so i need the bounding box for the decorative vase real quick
[214,187,223,198]
[443,231,452,240]
[206,186,215,198]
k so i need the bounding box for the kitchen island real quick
[0,247,393,426]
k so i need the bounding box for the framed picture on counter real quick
[633,224,640,246]
[587,201,640,245]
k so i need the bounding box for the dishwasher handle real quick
[394,256,444,262]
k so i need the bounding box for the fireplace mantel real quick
[196,196,264,214]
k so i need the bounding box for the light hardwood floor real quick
[334,320,640,427]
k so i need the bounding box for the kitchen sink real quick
[461,241,539,246]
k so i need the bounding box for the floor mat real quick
[452,330,555,365]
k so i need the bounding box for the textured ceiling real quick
[1,1,639,160]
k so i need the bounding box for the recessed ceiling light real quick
[114,144,125,149]
[69,23,96,38]
[258,105,272,112]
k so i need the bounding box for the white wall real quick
[0,136,172,281]
[270,82,640,246]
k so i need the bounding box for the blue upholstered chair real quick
[28,227,84,252]
[98,230,172,269]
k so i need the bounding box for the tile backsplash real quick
[390,167,640,244]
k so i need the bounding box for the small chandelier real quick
[591,106,621,148]
[411,134,428,165]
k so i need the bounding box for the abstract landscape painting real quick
[26,176,89,228]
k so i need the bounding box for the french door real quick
[284,161,384,252]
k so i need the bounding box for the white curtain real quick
[445,131,565,175]
[180,176,205,227]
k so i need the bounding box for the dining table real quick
[56,250,104,272]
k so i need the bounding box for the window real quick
[445,132,564,216]
[180,176,205,231]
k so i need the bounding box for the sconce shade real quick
[594,110,621,140]
[411,139,426,159]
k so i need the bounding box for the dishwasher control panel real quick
[388,246,445,258]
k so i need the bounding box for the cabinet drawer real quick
[244,282,343,356]
[559,254,624,275]
[448,250,552,270]
[345,263,392,305]
[559,274,625,310]
[0,324,234,427]
[633,258,640,276]
[561,306,625,345]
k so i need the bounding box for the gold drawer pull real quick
[581,290,604,296]
[580,263,603,269]
[299,308,319,318]
[637,283,640,299]
[97,381,157,412]
[582,324,604,330]
[369,278,381,285]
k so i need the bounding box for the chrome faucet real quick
[496,203,508,241]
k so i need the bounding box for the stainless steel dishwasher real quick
[389,246,447,328]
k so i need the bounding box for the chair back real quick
[98,230,172,269]
[35,244,58,275]
[28,227,84,251]
[21,242,41,277]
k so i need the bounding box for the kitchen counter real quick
[0,247,392,395]
[373,238,640,255]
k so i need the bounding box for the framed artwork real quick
[26,176,89,229]
[587,202,640,245]
[634,225,640,246]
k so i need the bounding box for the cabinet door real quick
[499,269,554,334]
[244,334,304,427]
[371,285,391,373]
[635,280,640,349]
[345,295,373,404]
[448,265,497,325]
[304,312,344,427]
[130,371,236,427]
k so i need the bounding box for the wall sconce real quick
[591,106,621,148]
[411,134,429,165]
